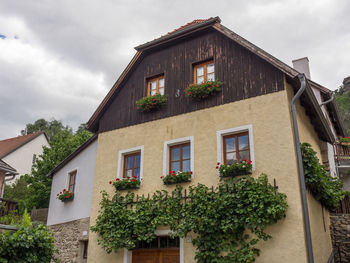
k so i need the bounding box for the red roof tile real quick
[0,132,44,158]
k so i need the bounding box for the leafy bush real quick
[136,94,167,112]
[111,177,141,190]
[217,160,252,177]
[91,174,288,263]
[301,143,345,209]
[185,80,223,100]
[0,209,57,262]
[57,189,74,202]
[0,210,20,225]
[161,171,192,185]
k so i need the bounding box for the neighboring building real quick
[84,17,345,263]
[47,134,97,263]
[0,132,50,183]
[0,159,17,198]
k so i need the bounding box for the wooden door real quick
[132,249,179,263]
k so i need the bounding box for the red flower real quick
[63,189,66,192]
[116,178,120,181]
[160,176,163,179]
[190,171,193,175]
[65,195,69,198]
[70,193,73,196]
[109,181,112,184]
[216,166,219,169]
[57,194,59,196]
[133,175,137,178]
[217,162,220,165]
[247,160,252,165]
[60,192,62,194]
[131,179,136,182]
[172,174,175,176]
[243,158,247,162]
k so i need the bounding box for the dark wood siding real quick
[98,29,284,133]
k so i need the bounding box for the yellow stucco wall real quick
[88,88,319,263]
[286,84,333,263]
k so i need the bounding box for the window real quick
[169,143,191,172]
[216,125,255,169]
[117,146,144,181]
[163,136,194,176]
[135,236,179,249]
[147,75,165,96]
[223,132,250,164]
[83,240,88,259]
[194,60,215,84]
[123,152,141,179]
[68,170,77,193]
[32,154,37,164]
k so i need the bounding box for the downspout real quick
[291,73,314,263]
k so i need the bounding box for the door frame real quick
[123,230,184,263]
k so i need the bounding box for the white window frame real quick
[117,146,144,180]
[163,136,194,177]
[216,124,255,170]
[123,230,184,263]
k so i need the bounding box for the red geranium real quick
[65,195,69,198]
[109,181,112,184]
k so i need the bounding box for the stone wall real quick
[49,217,90,263]
[330,213,350,263]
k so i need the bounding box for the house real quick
[47,134,97,263]
[0,159,17,198]
[0,132,50,183]
[84,17,345,262]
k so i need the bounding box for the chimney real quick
[292,57,311,79]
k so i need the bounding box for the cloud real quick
[0,0,349,139]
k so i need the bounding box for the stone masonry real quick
[330,214,350,263]
[49,217,90,263]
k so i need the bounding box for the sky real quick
[0,0,349,140]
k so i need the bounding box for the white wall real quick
[3,134,49,183]
[47,140,97,226]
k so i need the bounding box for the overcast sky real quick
[0,0,349,140]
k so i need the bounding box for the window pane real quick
[135,154,141,168]
[238,135,249,151]
[196,66,204,77]
[207,63,214,73]
[168,237,179,248]
[160,237,167,248]
[151,238,158,248]
[126,156,133,169]
[226,152,236,164]
[171,147,180,161]
[126,169,133,178]
[134,168,140,179]
[239,150,250,161]
[197,75,204,84]
[150,80,157,89]
[207,73,215,81]
[151,89,156,95]
[159,87,164,95]
[159,78,164,87]
[69,185,74,192]
[171,161,180,172]
[182,145,190,159]
[225,137,236,152]
[182,159,191,172]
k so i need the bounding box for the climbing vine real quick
[301,142,345,209]
[91,174,288,262]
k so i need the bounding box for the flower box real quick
[161,171,192,185]
[136,94,167,112]
[57,189,74,202]
[339,137,350,146]
[111,176,141,190]
[216,160,252,178]
[185,80,223,100]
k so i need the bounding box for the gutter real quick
[291,73,314,263]
[319,92,334,107]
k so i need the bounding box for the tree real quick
[335,86,350,135]
[21,118,72,141]
[3,177,30,214]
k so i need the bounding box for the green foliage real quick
[3,177,30,214]
[339,136,350,144]
[21,118,72,142]
[217,160,252,178]
[185,80,223,100]
[162,171,192,185]
[301,143,345,209]
[0,210,20,225]
[136,94,167,112]
[21,209,32,227]
[0,224,57,262]
[111,177,141,190]
[91,174,288,262]
[334,88,350,135]
[57,190,74,202]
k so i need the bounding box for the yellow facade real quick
[88,85,332,262]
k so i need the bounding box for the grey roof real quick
[0,159,17,175]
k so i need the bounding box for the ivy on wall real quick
[301,142,345,210]
[91,174,288,263]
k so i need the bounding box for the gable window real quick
[68,170,77,193]
[217,125,255,169]
[123,152,141,179]
[194,60,215,84]
[147,75,165,96]
[169,143,191,172]
[223,132,250,165]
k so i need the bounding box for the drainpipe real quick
[291,73,314,263]
[319,92,334,107]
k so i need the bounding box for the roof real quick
[0,159,17,175]
[0,132,48,159]
[87,17,344,142]
[47,134,97,177]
